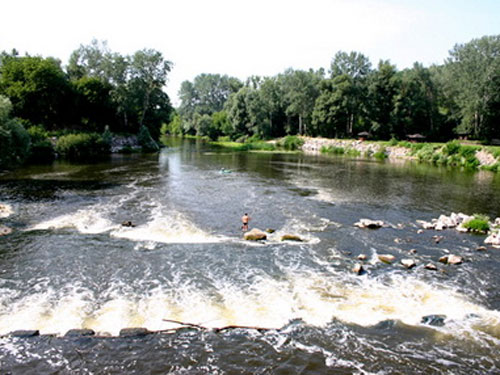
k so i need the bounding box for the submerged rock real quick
[354,219,384,229]
[244,228,267,241]
[401,259,416,269]
[0,225,12,236]
[280,234,303,242]
[378,254,396,264]
[421,315,446,327]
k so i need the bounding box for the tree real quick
[0,95,30,169]
[130,49,172,129]
[445,35,500,140]
[0,55,74,129]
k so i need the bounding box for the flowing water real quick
[1,138,500,374]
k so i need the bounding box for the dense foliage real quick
[0,40,173,168]
[168,35,500,144]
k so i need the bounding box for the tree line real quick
[0,39,173,168]
[170,35,500,143]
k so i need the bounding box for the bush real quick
[27,125,54,163]
[321,146,345,154]
[138,125,160,152]
[462,214,490,234]
[278,135,304,151]
[345,148,361,157]
[388,138,398,146]
[55,133,109,161]
[0,119,31,169]
[373,147,388,160]
[397,141,412,148]
[443,141,461,155]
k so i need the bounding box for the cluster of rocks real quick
[0,203,13,236]
[243,228,304,242]
[416,213,474,232]
[110,135,140,153]
[417,213,500,247]
[5,327,169,339]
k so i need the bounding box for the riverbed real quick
[1,138,499,374]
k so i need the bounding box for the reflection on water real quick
[0,138,499,374]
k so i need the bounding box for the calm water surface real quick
[0,138,499,374]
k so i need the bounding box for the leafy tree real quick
[0,55,74,129]
[0,95,30,168]
[445,35,500,140]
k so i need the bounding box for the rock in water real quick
[378,254,396,264]
[354,219,384,229]
[280,234,303,242]
[357,254,368,261]
[352,263,365,275]
[425,263,438,271]
[401,259,416,269]
[439,255,463,265]
[0,225,12,236]
[265,228,275,233]
[485,233,500,247]
[244,228,267,241]
[421,315,446,327]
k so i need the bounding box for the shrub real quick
[321,146,345,154]
[55,133,109,161]
[0,119,31,169]
[138,125,160,152]
[397,141,412,148]
[27,125,54,163]
[345,148,361,157]
[443,141,461,155]
[387,138,398,146]
[279,135,304,151]
[373,147,388,160]
[462,214,490,234]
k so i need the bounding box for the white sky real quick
[1,0,499,106]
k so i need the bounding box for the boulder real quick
[378,254,396,264]
[265,228,275,233]
[0,204,13,218]
[354,219,384,229]
[119,328,151,338]
[352,263,365,275]
[424,263,438,271]
[485,233,500,246]
[357,254,367,261]
[244,228,267,241]
[0,225,12,236]
[121,221,135,227]
[476,246,487,252]
[401,259,416,269]
[409,249,418,254]
[65,329,95,337]
[417,229,424,234]
[280,234,303,242]
[421,315,446,327]
[439,255,463,265]
[10,330,40,338]
[432,235,443,243]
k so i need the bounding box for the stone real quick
[10,330,40,338]
[421,315,446,327]
[425,263,438,271]
[439,255,463,265]
[401,259,416,269]
[354,219,384,229]
[119,328,151,337]
[280,234,303,242]
[357,254,367,261]
[485,233,500,246]
[378,254,396,264]
[65,329,95,337]
[121,221,135,227]
[476,246,487,251]
[433,235,443,243]
[0,225,12,236]
[352,263,365,275]
[417,229,424,234]
[409,249,418,254]
[244,228,267,241]
[265,228,275,233]
[0,203,13,218]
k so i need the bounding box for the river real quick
[0,138,499,374]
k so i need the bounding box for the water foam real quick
[0,203,14,218]
[111,207,223,244]
[29,207,115,234]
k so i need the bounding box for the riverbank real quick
[300,136,500,172]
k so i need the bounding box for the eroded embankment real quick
[300,137,500,169]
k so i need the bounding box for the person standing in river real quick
[241,213,251,231]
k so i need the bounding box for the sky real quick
[1,0,499,106]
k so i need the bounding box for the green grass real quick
[321,146,345,154]
[462,214,490,234]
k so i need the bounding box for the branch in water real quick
[162,319,275,333]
